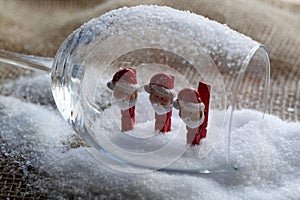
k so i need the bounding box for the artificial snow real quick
[88,91,224,172]
[1,74,300,199]
[77,5,260,71]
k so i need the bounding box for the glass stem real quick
[0,49,53,73]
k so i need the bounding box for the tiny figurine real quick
[173,82,211,145]
[107,68,139,132]
[144,73,175,133]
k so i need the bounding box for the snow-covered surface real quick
[1,74,300,199]
[76,5,261,71]
[88,91,223,172]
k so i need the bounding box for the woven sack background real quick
[0,0,299,198]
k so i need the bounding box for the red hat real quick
[175,88,205,110]
[107,68,138,90]
[112,68,137,84]
[144,73,175,97]
[150,73,174,89]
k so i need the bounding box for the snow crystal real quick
[1,74,300,199]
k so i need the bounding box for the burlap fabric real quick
[0,0,299,198]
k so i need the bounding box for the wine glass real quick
[0,5,270,173]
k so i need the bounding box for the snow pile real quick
[1,74,300,199]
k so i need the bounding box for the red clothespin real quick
[107,68,138,132]
[173,81,210,145]
[144,73,175,133]
[197,81,211,139]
